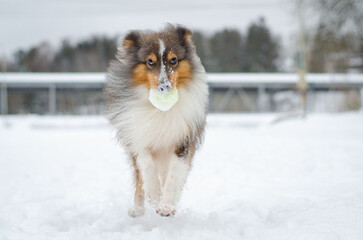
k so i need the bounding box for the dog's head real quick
[121,24,196,93]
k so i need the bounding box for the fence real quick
[1,72,363,114]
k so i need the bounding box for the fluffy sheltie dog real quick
[105,24,208,217]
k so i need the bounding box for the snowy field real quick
[1,113,363,240]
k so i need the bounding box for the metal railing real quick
[1,72,363,114]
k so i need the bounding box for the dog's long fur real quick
[105,24,208,217]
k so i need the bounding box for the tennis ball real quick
[149,88,179,111]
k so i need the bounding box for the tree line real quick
[1,5,362,74]
[9,37,117,72]
[4,18,281,73]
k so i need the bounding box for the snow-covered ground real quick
[1,113,363,240]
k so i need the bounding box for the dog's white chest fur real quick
[116,79,208,153]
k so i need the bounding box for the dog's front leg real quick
[128,154,145,217]
[157,145,193,217]
[137,151,161,209]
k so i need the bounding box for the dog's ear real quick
[175,25,193,45]
[122,31,141,49]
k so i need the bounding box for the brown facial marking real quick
[146,54,159,89]
[132,63,160,89]
[167,51,179,88]
[167,51,177,62]
[147,53,157,65]
[132,64,149,87]
[176,60,193,88]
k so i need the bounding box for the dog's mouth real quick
[149,87,179,111]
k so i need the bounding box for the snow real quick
[1,72,363,85]
[1,113,363,240]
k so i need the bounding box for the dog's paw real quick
[128,206,145,218]
[156,206,176,217]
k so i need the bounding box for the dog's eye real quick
[170,58,177,65]
[147,59,155,66]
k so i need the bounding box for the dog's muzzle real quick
[158,81,172,94]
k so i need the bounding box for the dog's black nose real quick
[158,86,165,92]
[158,82,171,93]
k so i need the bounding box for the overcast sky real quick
[1,0,298,58]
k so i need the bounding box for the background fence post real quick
[1,82,8,115]
[257,85,266,112]
[49,84,56,115]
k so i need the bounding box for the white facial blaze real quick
[158,39,168,85]
[159,39,165,57]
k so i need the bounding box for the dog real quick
[105,24,208,217]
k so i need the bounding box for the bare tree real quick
[306,0,363,72]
